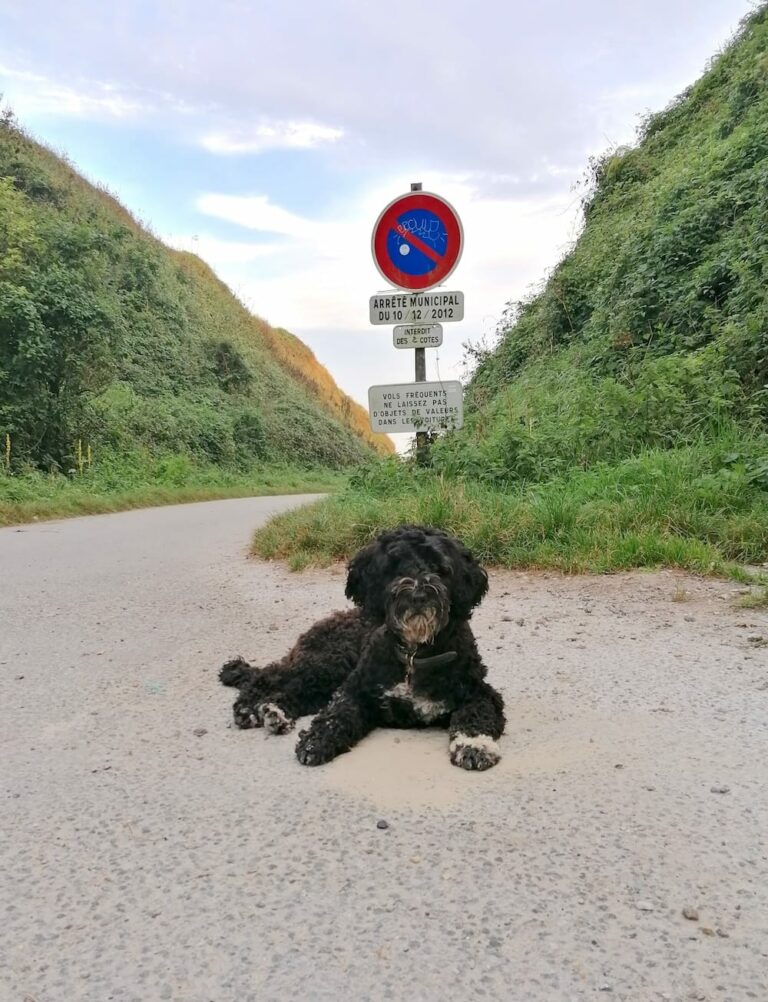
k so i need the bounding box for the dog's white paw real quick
[260,702,295,735]
[233,698,264,729]
[449,732,501,771]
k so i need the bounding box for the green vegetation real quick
[0,452,343,527]
[256,7,768,577]
[0,109,391,520]
[253,431,768,575]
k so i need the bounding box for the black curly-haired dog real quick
[219,525,505,770]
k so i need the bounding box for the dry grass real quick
[260,325,393,454]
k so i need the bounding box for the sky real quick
[0,0,756,448]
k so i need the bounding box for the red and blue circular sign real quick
[371,191,463,291]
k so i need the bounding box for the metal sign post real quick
[410,182,428,464]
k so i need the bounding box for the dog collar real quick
[398,647,458,670]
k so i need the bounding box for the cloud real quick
[165,233,281,264]
[195,194,316,240]
[200,120,343,155]
[0,63,147,120]
[1,1,751,179]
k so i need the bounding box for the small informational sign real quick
[368,380,463,434]
[371,191,463,291]
[393,324,443,350]
[369,290,464,326]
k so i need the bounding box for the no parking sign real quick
[371,191,463,291]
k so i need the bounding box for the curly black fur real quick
[220,525,505,770]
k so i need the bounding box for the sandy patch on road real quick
[323,727,482,808]
[321,704,634,810]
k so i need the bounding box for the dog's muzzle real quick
[386,576,449,646]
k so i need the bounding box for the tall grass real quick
[253,434,768,574]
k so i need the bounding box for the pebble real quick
[636,900,655,912]
[598,986,613,993]
[192,727,208,738]
[710,785,730,794]
[682,906,699,921]
[747,634,765,646]
[376,819,389,830]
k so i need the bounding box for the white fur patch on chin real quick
[449,732,501,771]
[259,702,295,735]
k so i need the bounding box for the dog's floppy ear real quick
[451,543,489,618]
[345,540,379,609]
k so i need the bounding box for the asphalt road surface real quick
[2,497,767,1002]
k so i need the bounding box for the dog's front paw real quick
[260,702,295,735]
[449,733,501,771]
[233,695,264,729]
[295,728,334,767]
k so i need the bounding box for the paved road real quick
[2,498,767,1002]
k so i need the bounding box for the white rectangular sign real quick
[368,380,464,434]
[392,324,444,350]
[369,291,464,326]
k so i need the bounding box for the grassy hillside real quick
[0,111,391,482]
[438,4,768,483]
[254,6,768,589]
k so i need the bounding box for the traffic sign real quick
[369,290,464,325]
[393,324,443,350]
[368,380,463,434]
[371,191,463,291]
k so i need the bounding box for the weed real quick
[737,584,768,609]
